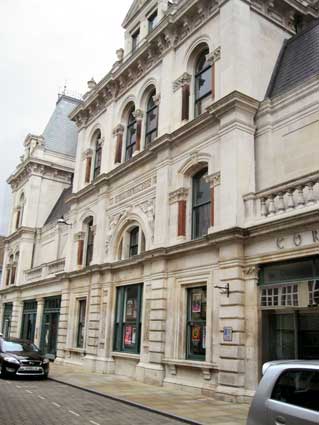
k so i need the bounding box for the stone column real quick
[244,266,260,393]
[113,124,124,164]
[206,172,221,232]
[56,284,70,361]
[34,298,44,347]
[168,188,189,243]
[133,109,144,154]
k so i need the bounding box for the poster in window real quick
[202,326,206,349]
[126,298,136,320]
[124,325,133,346]
[192,326,201,345]
[132,326,136,345]
[192,292,202,313]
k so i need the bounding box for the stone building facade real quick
[1,0,319,401]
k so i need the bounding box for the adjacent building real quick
[1,0,319,401]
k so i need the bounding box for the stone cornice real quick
[4,227,36,244]
[208,90,260,118]
[7,157,74,190]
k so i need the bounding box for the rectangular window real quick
[186,287,207,360]
[148,10,158,33]
[77,299,86,348]
[2,303,13,338]
[113,284,143,354]
[21,300,37,341]
[131,28,140,52]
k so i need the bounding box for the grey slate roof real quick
[267,19,319,98]
[44,187,72,226]
[42,95,80,157]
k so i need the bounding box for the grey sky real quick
[0,0,132,235]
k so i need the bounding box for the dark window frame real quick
[192,167,210,239]
[76,299,87,348]
[93,136,102,180]
[145,91,158,145]
[2,302,13,338]
[148,10,158,33]
[125,109,137,160]
[85,218,94,267]
[113,284,143,354]
[194,49,212,117]
[129,226,139,257]
[186,286,207,361]
[131,28,140,52]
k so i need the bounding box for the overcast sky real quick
[0,0,132,235]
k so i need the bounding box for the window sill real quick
[163,358,218,380]
[111,351,140,360]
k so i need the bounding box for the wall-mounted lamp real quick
[214,283,230,297]
[57,216,72,226]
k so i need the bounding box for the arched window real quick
[192,168,210,239]
[145,90,158,145]
[93,130,102,179]
[194,49,212,117]
[15,193,25,230]
[84,217,94,267]
[129,227,139,257]
[126,107,137,160]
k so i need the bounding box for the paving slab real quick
[49,363,249,425]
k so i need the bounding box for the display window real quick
[186,286,207,360]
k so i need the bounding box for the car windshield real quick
[2,341,39,353]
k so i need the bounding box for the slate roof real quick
[44,187,72,226]
[42,95,80,157]
[267,19,319,98]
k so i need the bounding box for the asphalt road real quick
[0,378,186,425]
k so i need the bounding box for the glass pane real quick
[196,49,209,73]
[193,203,210,238]
[146,107,158,133]
[299,314,319,359]
[124,324,137,348]
[272,370,319,412]
[125,285,138,321]
[262,259,315,285]
[269,314,295,360]
[190,288,207,321]
[193,170,209,206]
[196,67,211,100]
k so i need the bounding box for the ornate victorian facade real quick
[1,0,319,401]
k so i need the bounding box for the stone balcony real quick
[244,171,319,224]
[24,258,65,283]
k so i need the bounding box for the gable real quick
[122,0,150,27]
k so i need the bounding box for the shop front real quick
[21,300,37,341]
[2,302,13,338]
[40,296,61,358]
[260,257,319,363]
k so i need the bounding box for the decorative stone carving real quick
[73,231,85,241]
[205,172,221,188]
[133,109,144,120]
[208,46,221,65]
[173,72,192,92]
[243,266,260,280]
[169,188,189,204]
[81,148,93,160]
[113,124,124,136]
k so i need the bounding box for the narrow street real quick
[0,379,186,425]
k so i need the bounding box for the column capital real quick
[73,231,85,241]
[152,93,161,106]
[173,72,192,92]
[113,124,124,136]
[169,187,189,204]
[243,265,260,280]
[205,171,221,188]
[207,46,221,65]
[133,109,144,120]
[81,148,93,160]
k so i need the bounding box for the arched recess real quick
[178,152,212,186]
[118,96,137,125]
[185,36,213,73]
[137,78,159,107]
[109,207,153,261]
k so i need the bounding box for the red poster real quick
[192,326,201,342]
[124,325,132,346]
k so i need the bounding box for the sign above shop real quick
[276,230,319,250]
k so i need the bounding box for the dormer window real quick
[148,10,158,33]
[132,28,140,52]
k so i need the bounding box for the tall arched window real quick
[93,130,102,179]
[192,168,210,239]
[145,90,158,145]
[15,193,25,230]
[129,227,139,257]
[194,49,211,117]
[85,217,94,266]
[126,107,137,160]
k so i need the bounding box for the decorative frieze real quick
[109,176,155,205]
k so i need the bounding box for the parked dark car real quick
[0,337,49,379]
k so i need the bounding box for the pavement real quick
[50,362,250,425]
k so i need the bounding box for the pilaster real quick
[34,297,44,347]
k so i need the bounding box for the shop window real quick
[129,227,139,257]
[261,284,299,308]
[308,280,319,306]
[145,90,158,145]
[76,299,86,348]
[271,369,319,412]
[131,28,140,52]
[186,286,207,360]
[148,10,158,33]
[113,284,143,354]
[2,303,13,338]
[192,168,210,239]
[21,300,37,341]
[195,48,211,117]
[125,108,137,160]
